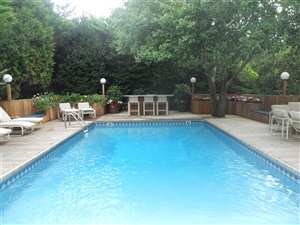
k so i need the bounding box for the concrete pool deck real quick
[0,111,299,181]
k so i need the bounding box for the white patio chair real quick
[270,104,289,130]
[143,96,155,116]
[156,96,169,115]
[128,96,140,116]
[288,102,300,112]
[286,111,300,140]
[78,102,96,119]
[58,103,80,121]
[0,127,12,141]
[270,107,289,138]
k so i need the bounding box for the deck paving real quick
[1,111,299,182]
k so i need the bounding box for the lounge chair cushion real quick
[273,109,288,118]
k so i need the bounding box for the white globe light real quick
[190,77,196,83]
[3,74,12,83]
[280,72,290,80]
[100,78,106,84]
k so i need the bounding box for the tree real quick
[112,0,297,117]
[0,0,55,98]
[51,16,116,94]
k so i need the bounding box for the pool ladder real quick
[64,112,88,133]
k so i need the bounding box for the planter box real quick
[92,103,106,116]
[42,106,58,123]
[191,101,211,114]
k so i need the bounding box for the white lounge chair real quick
[0,106,43,125]
[286,111,300,140]
[78,102,96,119]
[0,120,35,135]
[58,103,80,121]
[0,127,12,141]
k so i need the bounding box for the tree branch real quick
[226,53,253,89]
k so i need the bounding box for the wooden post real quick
[7,83,12,101]
[192,83,195,98]
[282,80,287,97]
[101,83,105,97]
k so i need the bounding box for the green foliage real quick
[106,85,123,104]
[0,0,54,98]
[86,94,107,106]
[32,92,59,113]
[173,83,191,103]
[112,0,299,116]
[60,93,81,105]
[52,16,112,94]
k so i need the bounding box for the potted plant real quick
[106,85,123,113]
[173,83,191,112]
[32,93,51,114]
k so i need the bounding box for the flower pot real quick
[177,102,190,112]
[108,104,119,113]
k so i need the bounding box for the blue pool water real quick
[1,121,299,224]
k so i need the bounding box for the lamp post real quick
[190,77,196,98]
[100,78,106,97]
[280,72,289,97]
[3,74,13,101]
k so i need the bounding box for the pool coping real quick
[1,119,299,191]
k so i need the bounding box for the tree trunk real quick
[206,73,218,117]
[206,68,227,117]
[205,55,253,118]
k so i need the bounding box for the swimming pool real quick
[1,121,299,224]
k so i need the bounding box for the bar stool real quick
[143,96,155,116]
[128,96,140,116]
[156,96,169,115]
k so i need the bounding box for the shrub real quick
[173,83,191,103]
[106,85,123,104]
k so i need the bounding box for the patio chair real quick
[78,102,96,119]
[269,104,289,129]
[286,111,300,140]
[58,103,80,121]
[270,107,289,138]
[156,96,169,115]
[288,102,300,112]
[128,96,140,116]
[143,96,155,116]
[0,120,35,135]
[0,106,43,125]
[0,127,12,141]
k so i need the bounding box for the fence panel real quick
[0,99,35,117]
[191,94,300,123]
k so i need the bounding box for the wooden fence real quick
[0,99,106,123]
[191,94,300,123]
[1,95,299,124]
